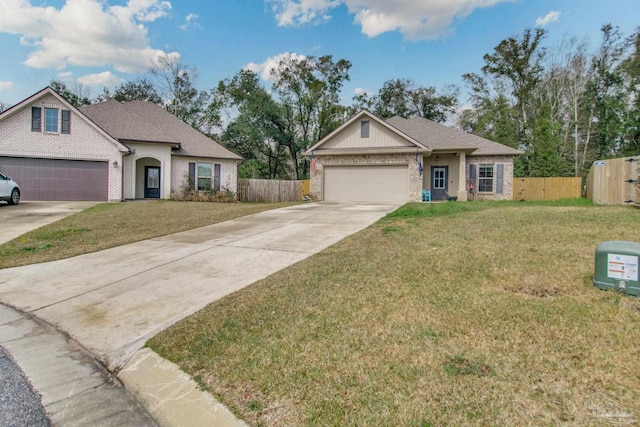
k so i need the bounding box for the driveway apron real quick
[0,203,397,371]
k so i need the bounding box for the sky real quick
[0,0,639,108]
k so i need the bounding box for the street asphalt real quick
[0,345,50,427]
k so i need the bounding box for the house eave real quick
[171,152,243,161]
[429,147,478,155]
[119,139,181,149]
[304,147,431,157]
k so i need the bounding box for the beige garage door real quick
[323,165,409,203]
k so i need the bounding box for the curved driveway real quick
[0,202,397,371]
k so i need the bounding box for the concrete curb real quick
[0,303,156,426]
[119,348,248,427]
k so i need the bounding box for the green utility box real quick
[593,241,640,296]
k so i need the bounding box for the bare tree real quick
[150,53,219,133]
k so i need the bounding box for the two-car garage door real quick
[323,165,409,203]
[0,157,109,201]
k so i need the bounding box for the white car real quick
[0,173,20,205]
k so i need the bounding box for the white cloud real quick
[0,81,14,91]
[535,10,560,27]
[179,12,200,31]
[57,71,74,80]
[353,87,368,96]
[269,0,340,26]
[269,0,514,40]
[77,71,123,87]
[0,0,178,73]
[245,52,307,81]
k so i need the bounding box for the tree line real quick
[13,23,639,180]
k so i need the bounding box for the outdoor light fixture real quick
[435,155,440,162]
[112,160,118,168]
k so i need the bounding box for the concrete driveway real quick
[0,201,98,245]
[0,202,398,370]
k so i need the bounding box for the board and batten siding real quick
[320,118,414,150]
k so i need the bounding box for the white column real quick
[457,152,467,201]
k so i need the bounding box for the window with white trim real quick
[45,108,58,133]
[197,162,213,191]
[478,164,494,193]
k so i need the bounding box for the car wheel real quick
[8,188,20,205]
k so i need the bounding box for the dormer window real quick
[361,120,370,138]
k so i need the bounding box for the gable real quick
[321,117,416,150]
[0,92,127,161]
[305,110,429,156]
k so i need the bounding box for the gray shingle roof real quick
[80,100,241,160]
[386,116,522,156]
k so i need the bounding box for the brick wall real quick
[0,94,124,200]
[467,155,515,201]
[171,157,239,195]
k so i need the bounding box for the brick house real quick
[0,86,241,201]
[305,110,522,203]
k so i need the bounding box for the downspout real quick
[120,149,132,202]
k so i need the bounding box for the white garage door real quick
[324,165,409,203]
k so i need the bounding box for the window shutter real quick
[61,110,71,134]
[496,164,504,194]
[188,162,196,191]
[469,164,476,186]
[31,107,41,132]
[214,164,221,192]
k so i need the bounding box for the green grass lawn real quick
[0,200,292,269]
[149,200,640,426]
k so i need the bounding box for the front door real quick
[144,166,160,198]
[431,166,448,200]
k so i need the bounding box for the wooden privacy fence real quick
[237,179,310,202]
[586,156,639,206]
[513,177,582,201]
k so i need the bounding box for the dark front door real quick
[144,166,160,198]
[431,166,448,200]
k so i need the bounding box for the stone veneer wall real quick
[467,155,515,201]
[310,153,423,202]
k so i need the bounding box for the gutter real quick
[303,147,432,157]
[120,148,133,202]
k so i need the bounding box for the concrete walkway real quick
[0,202,397,425]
